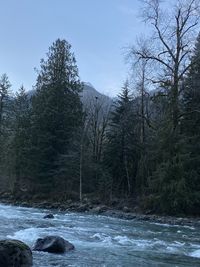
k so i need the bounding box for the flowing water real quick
[0,203,200,267]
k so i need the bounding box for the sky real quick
[0,0,148,97]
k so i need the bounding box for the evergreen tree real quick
[145,34,200,214]
[180,34,200,214]
[105,82,139,198]
[0,74,12,190]
[0,74,11,141]
[12,86,31,196]
[29,39,83,197]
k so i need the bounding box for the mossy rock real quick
[0,239,32,267]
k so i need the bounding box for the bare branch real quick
[134,50,174,71]
[178,109,200,119]
[153,5,176,61]
[181,20,199,38]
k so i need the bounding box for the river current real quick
[0,203,200,266]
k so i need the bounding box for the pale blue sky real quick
[0,0,147,96]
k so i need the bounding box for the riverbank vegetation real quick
[0,0,200,216]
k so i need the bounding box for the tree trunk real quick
[79,143,83,202]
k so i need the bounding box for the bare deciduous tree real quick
[88,96,111,163]
[79,96,111,201]
[131,0,200,129]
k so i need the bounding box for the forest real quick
[0,0,200,216]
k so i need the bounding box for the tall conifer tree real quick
[29,39,83,195]
[12,86,31,195]
[105,82,139,197]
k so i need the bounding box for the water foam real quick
[114,235,133,245]
[189,249,200,258]
[7,227,41,245]
[90,233,113,246]
[7,226,61,245]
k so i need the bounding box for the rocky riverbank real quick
[1,192,200,227]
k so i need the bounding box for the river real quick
[0,203,200,266]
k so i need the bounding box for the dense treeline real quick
[0,0,200,215]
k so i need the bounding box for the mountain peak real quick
[84,82,94,88]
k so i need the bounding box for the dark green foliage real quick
[28,39,83,195]
[12,86,31,194]
[145,34,200,215]
[180,34,200,214]
[148,126,190,214]
[105,82,140,198]
[0,74,13,189]
[0,74,11,133]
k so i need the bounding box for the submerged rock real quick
[0,239,32,267]
[43,213,54,219]
[33,236,74,253]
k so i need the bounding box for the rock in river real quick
[0,239,32,267]
[33,236,74,253]
[43,213,54,219]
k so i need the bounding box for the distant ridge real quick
[81,82,112,108]
[27,83,112,105]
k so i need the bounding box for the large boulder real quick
[33,236,74,253]
[0,239,32,267]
